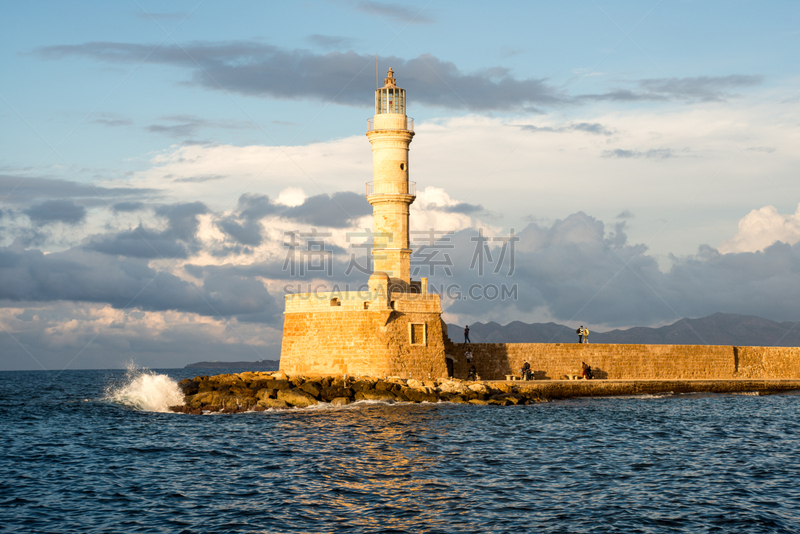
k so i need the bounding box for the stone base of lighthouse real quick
[279,275,449,380]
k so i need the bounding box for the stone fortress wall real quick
[280,277,449,380]
[446,340,800,381]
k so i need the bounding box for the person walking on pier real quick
[464,325,471,344]
[576,326,584,343]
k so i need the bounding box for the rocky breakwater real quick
[169,371,546,413]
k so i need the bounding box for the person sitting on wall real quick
[521,360,532,381]
[464,349,473,363]
[582,362,594,380]
[467,365,477,381]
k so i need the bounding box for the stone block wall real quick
[446,341,800,381]
[281,307,447,380]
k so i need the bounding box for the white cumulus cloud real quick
[719,203,800,253]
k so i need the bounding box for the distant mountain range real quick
[185,359,280,370]
[448,313,800,347]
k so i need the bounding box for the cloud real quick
[602,148,673,159]
[0,302,281,370]
[616,210,634,219]
[24,199,86,225]
[434,212,800,327]
[520,122,613,136]
[0,175,156,204]
[583,75,763,103]
[86,225,192,259]
[145,114,255,138]
[0,245,278,322]
[307,34,355,49]
[32,41,765,111]
[356,1,434,24]
[217,193,278,246]
[112,201,144,212]
[154,201,209,241]
[275,187,307,207]
[281,191,371,227]
[719,203,800,254]
[172,175,226,183]
[32,42,565,111]
[91,118,133,127]
[87,201,209,258]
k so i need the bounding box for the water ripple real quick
[2,370,800,533]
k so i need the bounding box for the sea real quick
[2,367,799,534]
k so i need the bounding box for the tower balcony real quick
[366,181,416,197]
[367,117,414,133]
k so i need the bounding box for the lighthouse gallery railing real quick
[366,181,416,196]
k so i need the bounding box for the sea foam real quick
[106,365,184,413]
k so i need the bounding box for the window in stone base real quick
[409,323,427,346]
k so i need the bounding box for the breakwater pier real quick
[169,371,800,413]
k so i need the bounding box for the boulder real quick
[217,374,245,386]
[278,388,318,408]
[230,386,256,398]
[331,397,351,406]
[355,390,396,402]
[393,389,409,402]
[272,372,289,381]
[300,381,322,398]
[440,393,468,404]
[178,379,199,395]
[250,379,273,390]
[320,387,354,402]
[186,391,218,408]
[330,377,348,389]
[468,399,491,405]
[197,381,216,393]
[374,380,393,392]
[351,379,376,392]
[438,381,468,395]
[263,379,292,391]
[256,388,277,400]
[468,383,491,395]
[257,398,289,409]
[406,379,423,389]
[402,387,439,403]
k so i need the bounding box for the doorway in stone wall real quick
[445,357,454,378]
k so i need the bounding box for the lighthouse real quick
[366,68,416,290]
[280,68,449,380]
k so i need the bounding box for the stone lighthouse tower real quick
[366,68,415,290]
[279,68,449,380]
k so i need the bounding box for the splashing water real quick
[106,366,184,412]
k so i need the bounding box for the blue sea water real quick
[1,368,800,534]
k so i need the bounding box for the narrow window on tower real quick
[409,323,427,345]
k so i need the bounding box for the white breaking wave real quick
[106,365,184,413]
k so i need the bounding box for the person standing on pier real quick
[576,326,584,343]
[583,328,589,344]
[464,325,471,344]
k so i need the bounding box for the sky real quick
[1,0,799,370]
